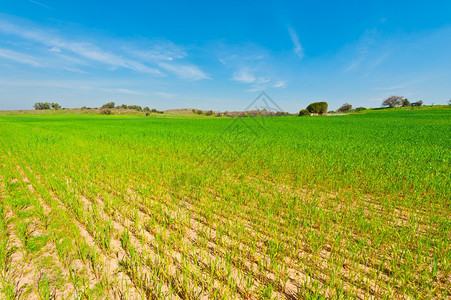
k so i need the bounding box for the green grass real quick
[0,108,449,298]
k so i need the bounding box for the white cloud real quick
[0,20,161,74]
[48,46,61,53]
[374,85,404,91]
[232,69,256,83]
[0,19,210,80]
[129,42,186,62]
[154,91,176,99]
[29,0,53,10]
[288,26,304,59]
[63,67,86,73]
[101,88,143,95]
[342,31,391,74]
[158,62,208,80]
[273,81,286,88]
[0,48,42,67]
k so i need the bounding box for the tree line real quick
[298,95,428,116]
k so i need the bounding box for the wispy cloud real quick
[273,81,286,88]
[129,42,186,62]
[232,69,256,83]
[158,62,208,80]
[63,67,86,74]
[0,48,42,67]
[288,26,304,59]
[0,18,208,80]
[374,85,404,91]
[342,30,391,74]
[216,42,285,91]
[101,88,143,95]
[48,46,61,53]
[153,91,177,99]
[29,0,53,10]
[0,20,160,74]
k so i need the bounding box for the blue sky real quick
[0,0,450,112]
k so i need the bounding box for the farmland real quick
[0,108,449,299]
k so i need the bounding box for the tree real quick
[298,109,309,116]
[51,102,61,109]
[382,95,403,108]
[411,100,423,107]
[401,98,410,107]
[306,102,328,115]
[101,102,115,109]
[34,102,51,110]
[337,103,352,112]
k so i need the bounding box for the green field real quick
[0,108,449,299]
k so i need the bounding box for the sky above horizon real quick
[0,0,450,112]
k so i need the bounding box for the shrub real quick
[411,100,423,107]
[298,109,309,116]
[306,102,328,115]
[355,107,366,112]
[127,105,142,111]
[205,110,213,116]
[100,108,112,115]
[101,102,115,109]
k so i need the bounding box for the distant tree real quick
[205,110,213,116]
[143,107,150,112]
[101,102,115,109]
[401,98,410,107]
[306,102,328,115]
[354,107,366,112]
[298,109,309,116]
[411,100,423,107]
[51,102,61,109]
[337,103,353,112]
[34,102,51,110]
[126,105,142,111]
[382,95,403,108]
